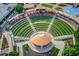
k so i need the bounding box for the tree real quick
[23,44,29,50]
[8,51,19,56]
[15,4,24,13]
[63,28,79,56]
[74,28,79,39]
[17,3,24,6]
[74,28,79,46]
[63,48,77,56]
[74,28,79,55]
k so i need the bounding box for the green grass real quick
[56,7,64,12]
[11,20,33,37]
[30,16,52,22]
[33,22,49,31]
[11,16,74,38]
[23,44,29,50]
[50,18,74,36]
[49,3,56,5]
[59,4,68,7]
[41,3,53,8]
[50,47,59,56]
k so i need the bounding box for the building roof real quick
[0,3,16,22]
[23,3,34,9]
[30,32,52,46]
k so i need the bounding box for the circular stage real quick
[28,32,54,53]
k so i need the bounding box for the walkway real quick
[46,14,56,32]
[0,31,13,54]
[52,3,60,10]
[25,12,36,33]
[53,34,75,56]
[16,41,29,56]
[53,40,65,56]
[28,41,53,53]
[54,34,74,41]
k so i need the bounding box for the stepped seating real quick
[33,23,49,31]
[11,16,74,38]
[11,20,33,37]
[50,19,74,36]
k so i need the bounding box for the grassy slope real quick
[11,16,74,37]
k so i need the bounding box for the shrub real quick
[8,51,19,56]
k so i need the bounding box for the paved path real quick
[54,34,74,40]
[16,41,29,56]
[25,12,36,33]
[46,14,56,32]
[28,41,53,53]
[52,3,60,10]
[53,34,75,56]
[14,36,29,41]
[38,3,42,6]
[18,44,23,56]
[53,40,65,56]
[0,32,13,53]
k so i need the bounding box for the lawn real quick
[50,47,59,56]
[11,20,33,37]
[50,18,74,36]
[30,16,52,22]
[56,7,64,12]
[11,16,74,37]
[41,3,53,8]
[59,4,68,7]
[23,44,29,50]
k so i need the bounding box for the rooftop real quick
[0,3,16,22]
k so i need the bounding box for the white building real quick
[0,3,16,22]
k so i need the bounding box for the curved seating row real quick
[56,12,79,29]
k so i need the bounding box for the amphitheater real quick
[0,4,79,56]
